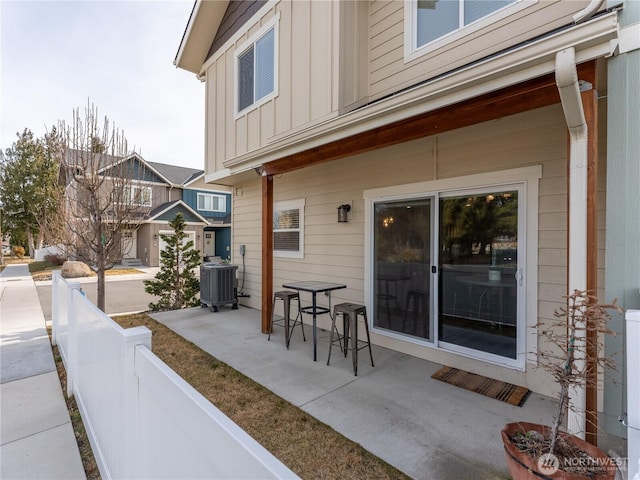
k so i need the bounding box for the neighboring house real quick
[175,0,639,447]
[146,160,233,264]
[177,168,233,262]
[63,151,232,267]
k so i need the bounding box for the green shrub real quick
[44,254,66,266]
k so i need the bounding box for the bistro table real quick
[282,281,347,361]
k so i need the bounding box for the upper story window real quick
[417,1,515,48]
[126,185,152,207]
[197,192,227,212]
[236,17,278,115]
[406,1,532,61]
[273,198,304,258]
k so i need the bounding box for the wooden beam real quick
[264,63,596,177]
[583,86,599,446]
[261,174,273,334]
[264,72,556,176]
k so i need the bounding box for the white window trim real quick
[234,14,280,118]
[197,192,226,212]
[273,198,305,259]
[130,184,152,207]
[364,166,541,371]
[403,0,537,63]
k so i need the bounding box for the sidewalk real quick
[0,264,85,480]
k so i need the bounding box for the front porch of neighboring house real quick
[150,305,624,480]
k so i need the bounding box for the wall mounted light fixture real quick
[337,204,351,223]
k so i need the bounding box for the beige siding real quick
[204,1,337,168]
[229,103,608,396]
[368,0,595,99]
[168,187,181,202]
[138,224,152,266]
[202,0,605,179]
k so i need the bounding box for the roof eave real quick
[174,0,229,74]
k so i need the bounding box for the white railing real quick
[627,309,640,479]
[51,271,298,480]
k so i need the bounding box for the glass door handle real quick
[514,269,524,286]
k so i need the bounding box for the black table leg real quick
[312,292,317,361]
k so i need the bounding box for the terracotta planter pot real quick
[501,422,616,480]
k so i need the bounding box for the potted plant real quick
[501,290,623,479]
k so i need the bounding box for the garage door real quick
[159,230,196,263]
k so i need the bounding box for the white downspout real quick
[573,0,606,24]
[555,47,588,439]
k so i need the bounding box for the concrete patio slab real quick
[152,305,554,480]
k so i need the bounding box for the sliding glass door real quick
[373,197,433,341]
[438,190,520,359]
[371,186,522,362]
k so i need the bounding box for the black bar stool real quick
[403,289,429,334]
[269,290,305,348]
[327,303,374,376]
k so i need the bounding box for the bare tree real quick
[55,102,152,311]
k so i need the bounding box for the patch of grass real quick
[30,263,145,282]
[1,257,32,272]
[112,313,409,480]
[29,260,61,273]
[2,256,34,265]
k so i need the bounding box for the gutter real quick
[555,47,589,439]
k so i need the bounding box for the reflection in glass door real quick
[438,190,519,359]
[373,198,433,341]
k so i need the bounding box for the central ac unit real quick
[200,264,238,312]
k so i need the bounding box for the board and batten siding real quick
[204,1,338,176]
[367,0,597,100]
[230,104,607,397]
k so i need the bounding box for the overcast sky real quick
[1,0,205,170]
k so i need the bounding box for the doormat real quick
[431,366,530,406]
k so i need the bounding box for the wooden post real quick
[583,87,599,445]
[261,174,273,334]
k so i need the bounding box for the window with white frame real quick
[197,192,226,212]
[406,0,529,58]
[127,185,152,207]
[273,199,304,258]
[236,19,278,114]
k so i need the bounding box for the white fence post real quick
[66,282,82,398]
[627,310,640,479]
[124,328,152,480]
[51,271,60,346]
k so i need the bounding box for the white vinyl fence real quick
[51,271,298,480]
[627,310,640,479]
